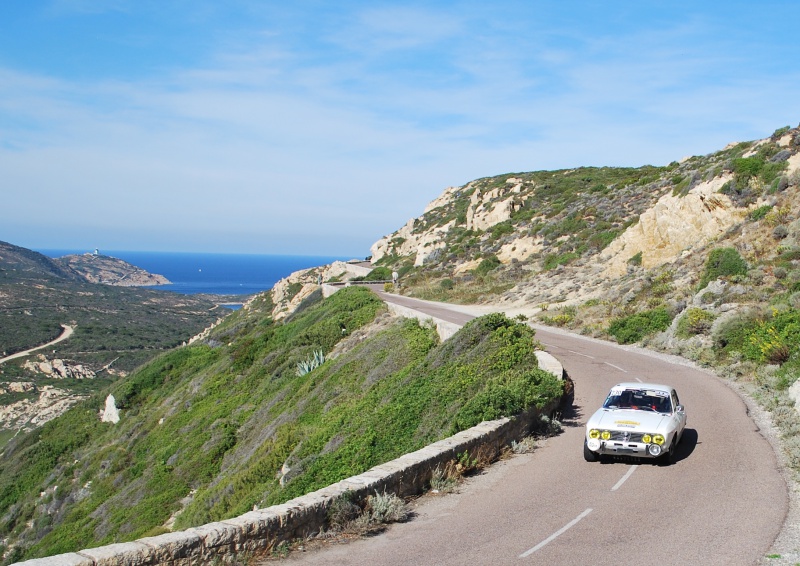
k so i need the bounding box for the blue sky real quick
[2,1,800,256]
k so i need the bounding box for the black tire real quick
[584,441,599,462]
[659,439,676,466]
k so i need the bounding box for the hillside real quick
[0,242,82,282]
[0,287,562,562]
[0,242,224,447]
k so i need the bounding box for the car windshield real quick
[603,389,672,413]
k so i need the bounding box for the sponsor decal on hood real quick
[588,409,667,431]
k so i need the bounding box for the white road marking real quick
[611,465,639,491]
[520,508,593,558]
[539,343,594,359]
[604,362,627,373]
[634,377,642,382]
[566,349,594,359]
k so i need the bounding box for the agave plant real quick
[296,349,325,376]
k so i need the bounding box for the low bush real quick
[716,308,800,365]
[327,491,361,532]
[489,221,514,240]
[749,205,772,221]
[677,308,717,338]
[698,248,748,290]
[474,255,501,276]
[542,252,579,271]
[539,306,576,327]
[429,462,460,493]
[366,490,409,524]
[608,308,672,344]
[353,267,393,282]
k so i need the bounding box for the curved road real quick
[0,324,74,365]
[285,294,786,565]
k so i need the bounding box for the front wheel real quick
[659,439,676,466]
[584,441,599,462]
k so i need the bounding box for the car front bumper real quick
[586,436,665,458]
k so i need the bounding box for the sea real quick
[35,249,352,298]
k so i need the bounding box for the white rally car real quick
[584,382,687,464]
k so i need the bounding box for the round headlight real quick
[589,429,600,439]
[601,430,611,440]
[587,438,601,451]
[642,434,652,444]
[653,434,665,445]
[648,444,662,456]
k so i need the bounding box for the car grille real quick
[608,431,646,442]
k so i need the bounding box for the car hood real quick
[587,408,669,432]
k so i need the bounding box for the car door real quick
[672,390,687,439]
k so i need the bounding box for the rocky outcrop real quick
[466,177,524,232]
[599,174,745,276]
[23,355,96,379]
[370,217,456,267]
[2,356,96,434]
[1,382,35,394]
[371,178,528,266]
[0,386,84,432]
[497,235,542,263]
[268,261,372,320]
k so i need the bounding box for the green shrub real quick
[732,156,764,182]
[773,126,791,138]
[285,282,304,300]
[355,267,393,282]
[474,255,501,276]
[716,308,800,365]
[698,248,748,290]
[749,205,772,221]
[608,308,672,344]
[542,252,579,271]
[677,308,716,338]
[489,221,514,239]
[539,306,576,327]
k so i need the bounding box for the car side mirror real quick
[676,404,685,413]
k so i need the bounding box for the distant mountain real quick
[0,241,82,282]
[0,241,170,287]
[54,253,170,287]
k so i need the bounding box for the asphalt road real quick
[284,294,787,565]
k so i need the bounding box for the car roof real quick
[611,382,674,394]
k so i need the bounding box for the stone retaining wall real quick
[13,302,566,566]
[383,301,462,341]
